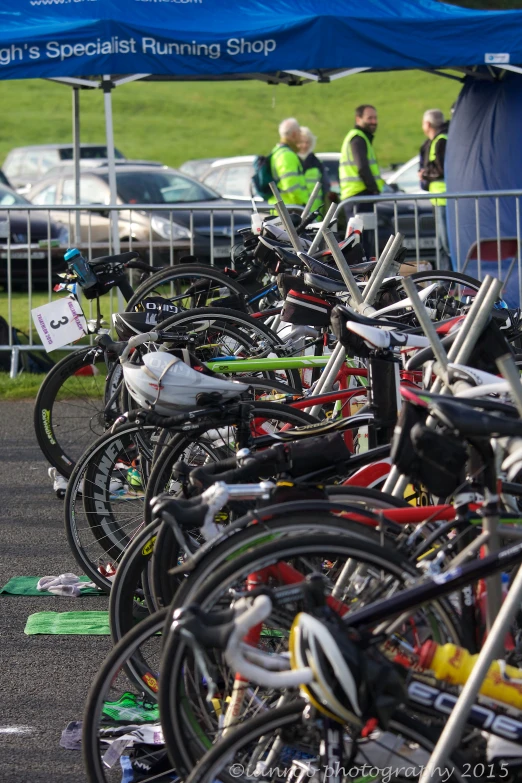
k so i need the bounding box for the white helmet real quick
[122,351,249,415]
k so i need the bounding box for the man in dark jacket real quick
[419,109,451,270]
[340,105,384,256]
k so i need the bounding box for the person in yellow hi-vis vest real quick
[268,118,308,207]
[298,126,333,216]
[340,105,384,257]
[419,108,452,270]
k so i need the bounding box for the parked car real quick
[179,158,218,181]
[0,183,68,289]
[198,153,435,260]
[385,156,421,195]
[3,144,127,192]
[27,164,252,265]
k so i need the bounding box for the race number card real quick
[31,296,87,352]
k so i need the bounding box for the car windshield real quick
[0,185,29,206]
[60,146,125,160]
[100,171,220,204]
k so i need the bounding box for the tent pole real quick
[72,87,81,246]
[102,75,120,257]
[102,75,124,310]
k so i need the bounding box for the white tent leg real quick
[103,75,124,310]
[72,87,81,245]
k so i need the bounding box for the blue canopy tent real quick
[0,0,521,259]
[0,0,522,79]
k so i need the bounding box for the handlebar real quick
[119,330,159,362]
[225,596,314,688]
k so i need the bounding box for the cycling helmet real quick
[289,612,363,725]
[289,611,406,729]
[122,350,248,414]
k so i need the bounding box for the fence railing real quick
[1,192,522,371]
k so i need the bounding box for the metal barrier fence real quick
[338,189,522,305]
[2,191,522,370]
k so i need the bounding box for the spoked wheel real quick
[82,609,170,783]
[158,307,303,391]
[125,264,251,313]
[183,700,473,783]
[64,423,157,591]
[159,532,462,777]
[34,346,122,478]
[376,270,485,325]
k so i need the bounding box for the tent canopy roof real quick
[0,0,521,82]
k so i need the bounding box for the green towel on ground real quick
[24,611,110,635]
[0,576,101,596]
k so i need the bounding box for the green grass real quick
[0,371,42,399]
[0,72,461,173]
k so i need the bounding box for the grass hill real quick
[0,72,460,173]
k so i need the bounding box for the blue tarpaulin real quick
[0,0,521,80]
[446,71,522,304]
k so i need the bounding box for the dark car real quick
[0,184,68,289]
[27,165,252,265]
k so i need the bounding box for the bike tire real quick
[125,263,251,313]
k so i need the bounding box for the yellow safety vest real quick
[340,129,384,201]
[428,133,448,206]
[268,144,308,206]
[304,165,324,214]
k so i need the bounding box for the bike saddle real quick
[332,303,411,331]
[89,250,140,267]
[304,272,347,294]
[346,322,429,351]
[430,398,522,439]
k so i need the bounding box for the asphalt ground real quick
[0,400,111,783]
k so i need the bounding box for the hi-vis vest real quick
[340,129,384,200]
[269,144,308,206]
[428,133,448,206]
[304,165,324,213]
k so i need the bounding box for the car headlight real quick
[151,216,191,241]
[57,224,70,246]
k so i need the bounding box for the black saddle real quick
[432,398,522,439]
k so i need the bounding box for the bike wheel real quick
[125,264,251,313]
[184,699,473,783]
[158,307,302,391]
[82,609,171,783]
[64,422,157,591]
[34,346,121,478]
[384,269,484,324]
[144,401,318,606]
[160,531,461,776]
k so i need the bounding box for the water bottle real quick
[418,640,522,710]
[64,248,98,291]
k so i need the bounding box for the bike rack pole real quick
[269,182,305,253]
[419,562,522,783]
[402,276,449,371]
[362,233,403,307]
[323,226,366,309]
[308,202,336,256]
[360,234,394,302]
[300,181,321,223]
[430,276,499,395]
